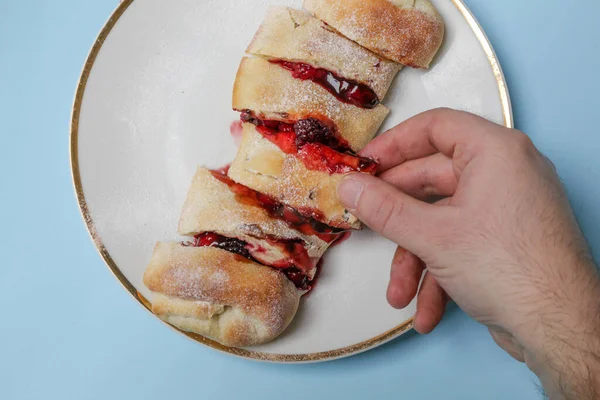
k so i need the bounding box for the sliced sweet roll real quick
[246,6,401,106]
[237,111,377,176]
[228,122,375,230]
[178,167,344,285]
[143,243,301,347]
[232,56,389,152]
[303,0,445,68]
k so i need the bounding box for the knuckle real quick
[427,108,451,131]
[368,192,405,236]
[543,155,559,174]
[511,130,536,153]
[431,107,453,116]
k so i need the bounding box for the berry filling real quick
[192,232,252,259]
[210,170,345,243]
[270,60,380,109]
[214,163,231,175]
[329,231,352,248]
[188,232,314,291]
[240,111,377,175]
[229,121,244,147]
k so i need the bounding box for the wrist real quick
[514,261,600,399]
[522,324,600,400]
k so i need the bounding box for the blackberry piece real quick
[294,118,333,147]
[240,110,261,126]
[215,238,252,259]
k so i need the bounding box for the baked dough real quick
[232,56,389,152]
[144,243,302,347]
[228,123,360,229]
[303,0,444,68]
[247,6,401,101]
[144,2,447,348]
[179,167,331,277]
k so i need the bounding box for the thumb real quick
[338,173,451,255]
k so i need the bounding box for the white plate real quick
[71,0,511,362]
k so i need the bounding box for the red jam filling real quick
[240,111,377,175]
[189,232,313,290]
[329,231,352,248]
[270,60,380,109]
[210,170,345,243]
[229,121,243,147]
[301,259,324,297]
[214,163,231,175]
[192,232,252,259]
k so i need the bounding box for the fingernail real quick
[396,247,407,261]
[338,176,365,210]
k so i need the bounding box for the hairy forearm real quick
[520,262,600,400]
[526,330,600,399]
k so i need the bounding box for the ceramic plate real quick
[71,0,512,362]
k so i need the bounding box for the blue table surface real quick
[1,1,599,399]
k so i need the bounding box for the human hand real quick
[338,108,600,399]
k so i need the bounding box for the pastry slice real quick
[233,56,389,152]
[247,6,401,103]
[228,123,374,230]
[303,0,445,68]
[144,243,301,347]
[179,167,344,281]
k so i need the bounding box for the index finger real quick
[361,108,499,172]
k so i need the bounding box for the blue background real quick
[1,0,598,399]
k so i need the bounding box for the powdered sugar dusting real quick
[145,243,301,339]
[142,0,442,347]
[304,0,444,68]
[81,0,504,353]
[179,168,328,255]
[233,57,389,151]
[247,7,401,99]
[228,125,358,229]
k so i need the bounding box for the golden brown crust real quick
[303,0,445,68]
[228,123,360,229]
[151,294,225,320]
[143,243,302,347]
[232,57,389,152]
[247,6,401,100]
[178,167,330,277]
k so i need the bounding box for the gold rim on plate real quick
[70,0,513,363]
